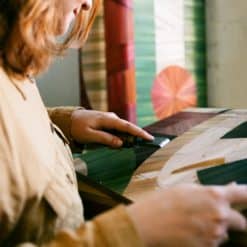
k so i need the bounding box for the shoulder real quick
[0,67,17,102]
[0,66,12,87]
[0,66,51,198]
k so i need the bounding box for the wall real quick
[207,0,247,108]
[37,49,80,107]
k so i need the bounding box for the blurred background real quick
[37,0,247,126]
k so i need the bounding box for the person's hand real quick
[70,109,153,147]
[127,184,247,247]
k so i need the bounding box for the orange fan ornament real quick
[151,65,197,119]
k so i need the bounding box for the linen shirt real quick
[0,67,144,247]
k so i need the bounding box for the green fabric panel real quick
[134,0,157,127]
[222,122,247,139]
[75,148,136,194]
[198,159,247,185]
[185,0,207,107]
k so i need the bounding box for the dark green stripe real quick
[185,0,207,107]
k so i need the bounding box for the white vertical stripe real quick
[154,0,185,73]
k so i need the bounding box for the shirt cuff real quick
[93,206,144,247]
[47,106,83,142]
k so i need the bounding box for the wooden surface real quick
[123,108,247,201]
[124,108,247,246]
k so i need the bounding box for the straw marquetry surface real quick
[124,109,247,201]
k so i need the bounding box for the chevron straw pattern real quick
[81,3,108,111]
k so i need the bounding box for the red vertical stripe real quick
[104,0,137,123]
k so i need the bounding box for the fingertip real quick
[111,137,123,148]
[240,218,247,231]
[228,210,247,231]
[225,184,247,204]
[227,182,238,187]
[141,130,154,141]
[146,133,155,140]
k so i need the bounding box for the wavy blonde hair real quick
[0,0,100,79]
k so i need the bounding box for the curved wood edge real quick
[124,112,232,201]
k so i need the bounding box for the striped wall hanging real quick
[185,0,207,107]
[80,0,207,126]
[81,3,108,112]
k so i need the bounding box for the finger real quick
[101,117,154,141]
[226,208,247,231]
[228,182,237,186]
[214,232,229,247]
[88,129,123,147]
[204,239,225,247]
[220,232,229,245]
[224,184,247,205]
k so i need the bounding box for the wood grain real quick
[124,109,247,201]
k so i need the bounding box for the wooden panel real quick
[124,108,224,200]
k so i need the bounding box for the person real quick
[0,0,247,246]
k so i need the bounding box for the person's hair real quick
[0,0,100,79]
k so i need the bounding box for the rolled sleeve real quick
[47,106,82,142]
[43,206,144,247]
[47,106,85,152]
[92,206,144,247]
